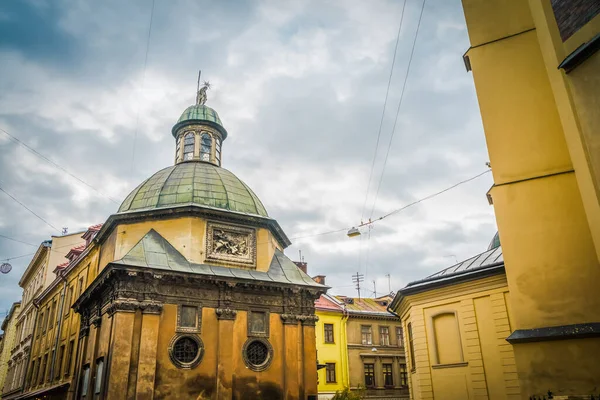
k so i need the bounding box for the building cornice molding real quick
[506,322,600,344]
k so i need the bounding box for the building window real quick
[396,326,404,347]
[325,363,336,383]
[248,310,269,337]
[65,340,75,377]
[324,323,334,343]
[168,334,204,369]
[65,286,74,316]
[94,358,104,394]
[178,305,199,330]
[408,322,416,372]
[215,137,221,165]
[48,350,55,382]
[200,133,212,162]
[28,360,36,388]
[380,326,390,346]
[81,365,90,397]
[183,132,195,161]
[37,312,44,337]
[49,301,56,329]
[400,363,408,386]
[364,363,375,388]
[432,312,463,365]
[78,277,84,296]
[361,325,372,345]
[56,345,65,379]
[40,355,47,385]
[383,363,393,387]
[242,338,273,372]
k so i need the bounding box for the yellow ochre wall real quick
[397,275,519,400]
[315,310,349,397]
[461,0,600,396]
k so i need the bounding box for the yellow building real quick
[315,293,349,399]
[0,302,21,398]
[16,83,327,400]
[459,0,600,397]
[390,238,522,399]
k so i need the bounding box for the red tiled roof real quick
[88,223,103,231]
[315,295,343,312]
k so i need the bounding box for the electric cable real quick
[0,183,60,232]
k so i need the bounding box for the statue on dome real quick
[196,81,211,105]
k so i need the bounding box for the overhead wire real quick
[131,0,156,175]
[0,234,38,247]
[0,128,120,204]
[360,0,407,222]
[0,182,60,232]
[369,0,427,220]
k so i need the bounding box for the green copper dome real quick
[172,105,227,138]
[118,162,268,217]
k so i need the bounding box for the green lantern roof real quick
[171,104,227,138]
[118,162,268,217]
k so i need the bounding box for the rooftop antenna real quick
[372,280,377,298]
[62,227,68,235]
[352,272,364,299]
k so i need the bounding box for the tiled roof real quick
[88,223,103,231]
[111,229,327,290]
[315,295,343,312]
[423,246,503,280]
[335,296,394,317]
[55,261,69,271]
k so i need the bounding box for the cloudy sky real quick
[0,0,497,319]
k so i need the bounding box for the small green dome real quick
[487,231,500,250]
[172,104,227,138]
[118,162,267,217]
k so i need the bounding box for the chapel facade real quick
[14,83,326,400]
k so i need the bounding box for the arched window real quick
[183,132,195,161]
[215,137,221,165]
[200,133,212,162]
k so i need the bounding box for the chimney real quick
[293,261,308,274]
[312,275,326,285]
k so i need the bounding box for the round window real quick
[169,335,203,368]
[242,338,273,372]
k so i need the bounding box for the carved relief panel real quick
[206,222,256,267]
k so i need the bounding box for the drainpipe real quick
[48,274,69,383]
[341,313,350,388]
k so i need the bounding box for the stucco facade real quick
[461,0,600,397]
[0,303,21,398]
[315,294,349,399]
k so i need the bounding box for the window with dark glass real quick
[37,312,44,336]
[380,326,390,346]
[215,137,221,165]
[81,365,90,397]
[94,358,104,394]
[200,133,212,162]
[65,287,74,316]
[183,132,195,161]
[56,345,65,379]
[49,301,56,329]
[325,363,336,383]
[400,363,408,386]
[408,323,416,372]
[40,354,47,384]
[383,363,393,387]
[28,360,36,388]
[180,305,197,328]
[65,340,74,377]
[48,350,55,382]
[361,325,372,345]
[324,324,334,343]
[364,363,375,387]
[396,326,404,347]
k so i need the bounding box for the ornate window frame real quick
[242,338,273,372]
[168,334,204,369]
[177,304,202,333]
[205,222,257,267]
[247,309,270,338]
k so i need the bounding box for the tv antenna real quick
[352,272,364,299]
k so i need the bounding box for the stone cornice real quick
[215,308,237,320]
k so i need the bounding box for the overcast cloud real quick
[0,0,496,319]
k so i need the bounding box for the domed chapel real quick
[71,82,327,399]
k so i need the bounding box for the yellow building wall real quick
[461,0,600,396]
[397,274,520,400]
[315,310,348,396]
[0,304,21,396]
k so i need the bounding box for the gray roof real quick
[424,246,503,280]
[112,229,326,289]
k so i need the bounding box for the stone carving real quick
[196,81,210,105]
[206,222,256,267]
[215,308,237,320]
[280,314,299,325]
